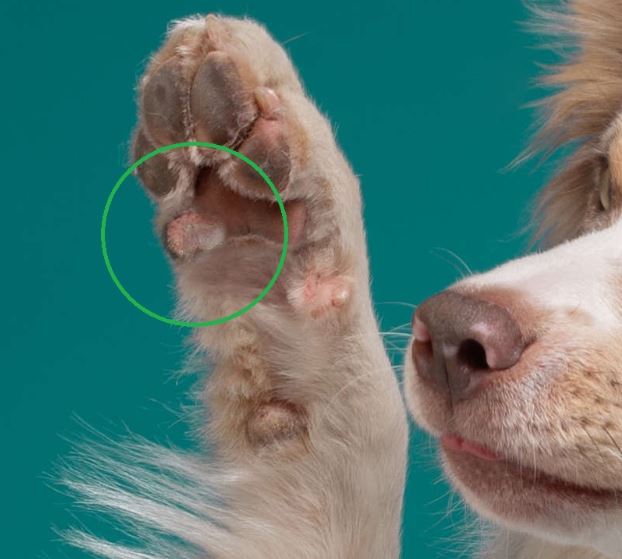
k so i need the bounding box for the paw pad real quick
[190,51,257,145]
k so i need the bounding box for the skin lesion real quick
[246,400,308,447]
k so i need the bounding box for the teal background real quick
[1,1,550,557]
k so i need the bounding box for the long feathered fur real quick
[62,432,331,559]
[526,0,622,244]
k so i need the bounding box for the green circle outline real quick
[101,141,289,328]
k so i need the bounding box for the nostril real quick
[457,339,489,371]
[413,290,529,401]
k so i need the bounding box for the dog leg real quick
[71,15,408,559]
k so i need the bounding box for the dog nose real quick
[412,291,526,402]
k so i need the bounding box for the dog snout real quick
[412,291,527,402]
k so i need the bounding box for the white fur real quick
[467,219,622,333]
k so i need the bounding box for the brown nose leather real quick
[412,291,526,402]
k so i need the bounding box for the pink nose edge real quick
[413,316,431,343]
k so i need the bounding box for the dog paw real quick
[133,15,361,323]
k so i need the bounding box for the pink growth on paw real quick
[290,273,353,317]
[165,211,225,257]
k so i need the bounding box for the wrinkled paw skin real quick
[163,172,308,258]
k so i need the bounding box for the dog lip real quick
[441,436,621,501]
[440,433,502,461]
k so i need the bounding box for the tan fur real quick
[529,0,622,244]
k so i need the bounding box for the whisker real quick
[603,426,622,460]
[282,31,311,45]
[582,425,608,464]
[430,247,474,278]
[377,301,418,310]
